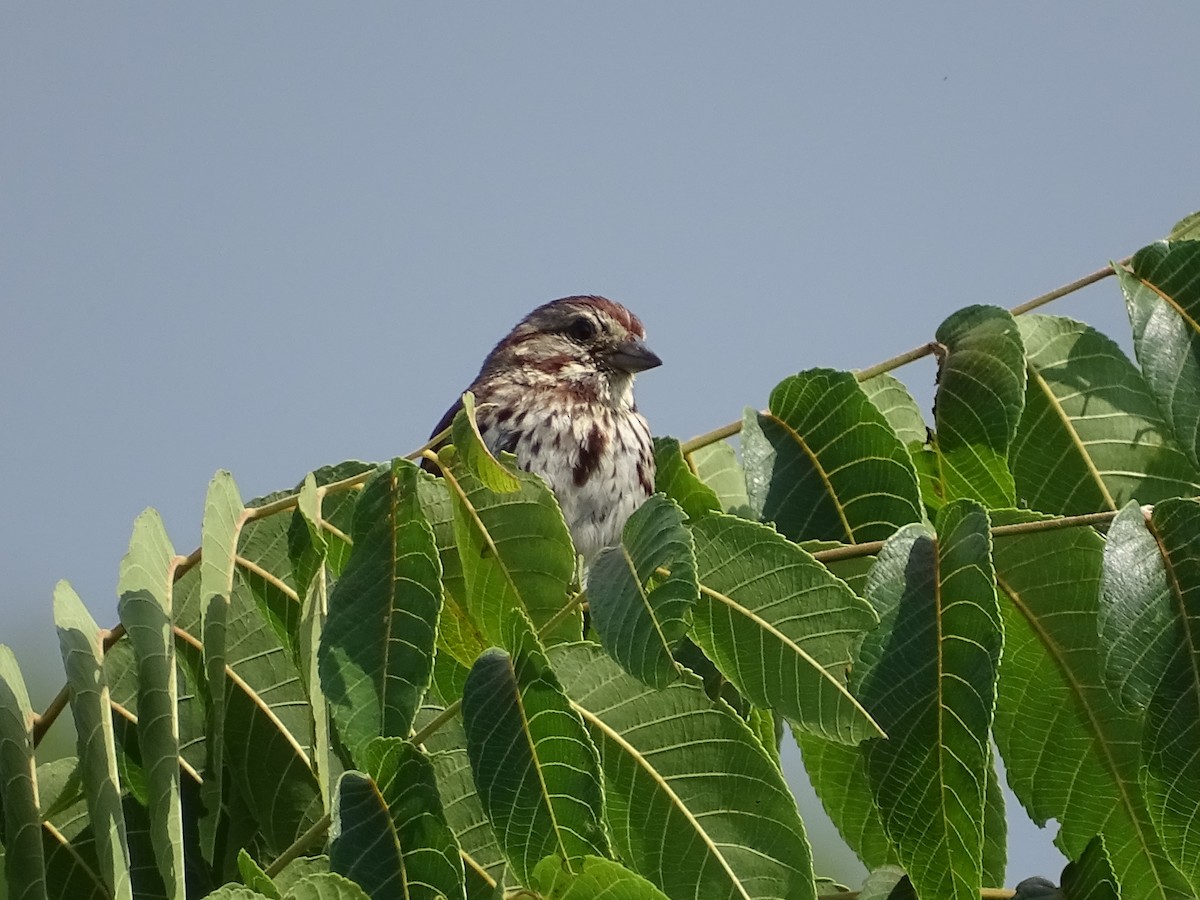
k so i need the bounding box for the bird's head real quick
[481,295,661,406]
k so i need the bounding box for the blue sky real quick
[5,3,1199,886]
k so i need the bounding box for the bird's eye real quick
[568,317,597,341]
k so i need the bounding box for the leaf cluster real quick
[4,221,1200,900]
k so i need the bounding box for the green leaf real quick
[932,305,1026,507]
[283,873,373,900]
[532,855,671,899]
[690,515,881,743]
[855,867,913,900]
[293,475,334,810]
[1061,836,1120,900]
[292,461,376,580]
[451,392,521,493]
[199,469,247,862]
[857,501,1002,900]
[415,704,507,891]
[743,369,923,543]
[216,494,325,857]
[441,446,580,646]
[116,509,185,900]
[1011,314,1200,516]
[0,646,47,900]
[689,441,751,516]
[1133,499,1200,892]
[794,732,897,869]
[461,614,608,884]
[36,757,104,898]
[1167,211,1200,241]
[273,857,333,894]
[362,739,465,900]
[551,642,817,900]
[238,849,281,899]
[587,495,697,688]
[203,887,272,900]
[861,372,929,449]
[1119,240,1200,468]
[329,772,406,899]
[1099,502,1175,712]
[414,472,491,670]
[291,474,330,605]
[54,581,134,900]
[993,512,1188,900]
[652,437,722,521]
[319,459,442,762]
[982,746,1007,888]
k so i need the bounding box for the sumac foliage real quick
[4,218,1200,900]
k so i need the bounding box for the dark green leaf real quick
[982,747,1007,888]
[199,470,246,862]
[116,509,185,900]
[461,614,608,883]
[414,704,506,891]
[992,508,1187,900]
[414,472,491,670]
[0,647,47,900]
[319,459,442,762]
[1060,836,1120,900]
[329,772,405,900]
[1099,502,1173,712]
[857,502,1002,900]
[1136,499,1200,893]
[587,495,697,688]
[362,739,465,900]
[652,437,722,521]
[1011,315,1200,516]
[54,581,133,900]
[293,475,334,810]
[743,369,923,543]
[794,732,897,869]
[441,447,580,647]
[932,305,1026,507]
[551,642,817,900]
[690,515,881,743]
[1119,240,1200,468]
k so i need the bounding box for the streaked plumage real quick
[426,295,660,560]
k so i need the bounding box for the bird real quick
[424,295,661,561]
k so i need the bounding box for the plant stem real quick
[680,256,1128,455]
[854,341,944,384]
[32,622,127,744]
[539,590,586,635]
[811,507,1125,564]
[410,700,462,746]
[264,812,331,877]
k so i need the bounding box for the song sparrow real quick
[425,295,661,561]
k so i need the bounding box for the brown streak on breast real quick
[636,458,653,496]
[573,423,609,486]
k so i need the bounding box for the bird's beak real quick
[607,338,662,374]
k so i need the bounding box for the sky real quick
[4,3,1199,888]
